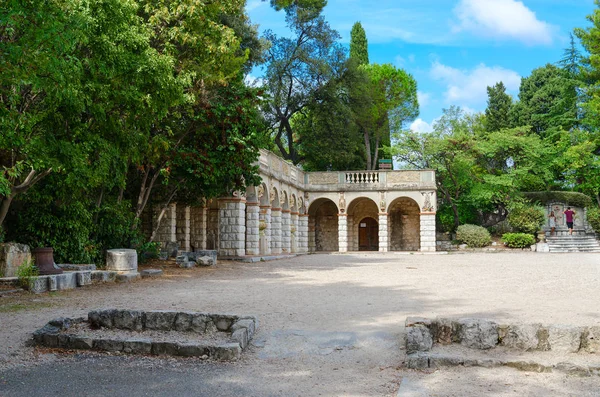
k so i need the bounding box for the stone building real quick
[147,150,437,256]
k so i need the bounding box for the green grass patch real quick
[0,301,54,313]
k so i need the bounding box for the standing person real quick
[548,211,556,236]
[564,207,576,235]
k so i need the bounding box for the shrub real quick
[16,259,39,290]
[456,224,492,248]
[507,203,545,234]
[502,233,535,248]
[137,241,161,264]
[587,207,600,233]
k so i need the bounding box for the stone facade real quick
[389,198,421,251]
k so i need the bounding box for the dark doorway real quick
[359,217,379,251]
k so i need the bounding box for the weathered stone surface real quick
[177,342,209,357]
[500,324,540,351]
[88,309,116,328]
[41,332,59,348]
[56,273,77,290]
[432,318,455,345]
[175,255,189,265]
[475,359,504,368]
[151,341,179,355]
[70,336,94,350]
[191,314,210,333]
[555,362,591,377]
[112,310,143,331]
[57,264,96,271]
[115,272,140,283]
[94,339,124,352]
[537,327,551,351]
[406,324,433,354]
[48,317,73,330]
[178,261,195,269]
[106,249,138,274]
[194,250,217,265]
[548,325,582,353]
[231,319,256,339]
[581,326,600,354]
[405,353,429,369]
[91,271,117,283]
[456,318,499,350]
[196,256,215,267]
[0,243,31,278]
[165,242,179,258]
[76,271,92,287]
[140,269,163,278]
[213,315,235,332]
[144,311,176,330]
[231,329,249,349]
[212,343,241,361]
[506,361,552,373]
[428,354,464,368]
[405,317,432,327]
[123,339,152,354]
[174,312,193,332]
[48,275,58,291]
[32,324,60,345]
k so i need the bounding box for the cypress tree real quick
[350,22,369,65]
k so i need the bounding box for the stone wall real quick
[348,199,379,251]
[0,243,31,278]
[176,206,191,252]
[315,201,339,252]
[152,204,176,249]
[389,198,420,251]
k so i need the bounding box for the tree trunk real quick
[371,136,381,170]
[0,194,15,227]
[363,128,372,170]
[149,188,179,242]
[0,168,52,228]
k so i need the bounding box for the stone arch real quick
[388,196,420,251]
[246,185,258,204]
[290,194,298,213]
[270,186,280,208]
[347,197,379,251]
[258,183,269,206]
[206,199,220,250]
[308,198,339,252]
[281,190,290,211]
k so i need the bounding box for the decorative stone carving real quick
[280,192,286,206]
[387,171,421,183]
[289,195,295,210]
[257,185,265,200]
[422,192,434,212]
[339,192,346,214]
[309,172,338,185]
[270,186,277,204]
[379,191,386,213]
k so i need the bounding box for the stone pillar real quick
[290,212,299,253]
[271,207,282,254]
[379,213,389,252]
[218,197,246,257]
[245,202,260,256]
[308,216,316,253]
[347,215,354,251]
[207,208,219,250]
[338,214,348,252]
[177,206,190,252]
[259,206,271,255]
[169,204,177,243]
[299,214,309,253]
[281,209,291,253]
[199,206,208,250]
[420,213,436,252]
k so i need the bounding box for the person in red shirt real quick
[564,207,576,235]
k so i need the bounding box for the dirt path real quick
[1,252,600,396]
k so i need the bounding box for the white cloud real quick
[246,0,265,12]
[244,74,264,87]
[417,91,431,107]
[430,61,520,106]
[410,118,434,134]
[453,0,554,46]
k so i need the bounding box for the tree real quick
[484,82,513,133]
[352,64,419,170]
[262,7,346,164]
[560,33,584,77]
[350,22,369,66]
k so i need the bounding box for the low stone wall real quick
[0,270,136,293]
[33,309,257,361]
[176,250,217,268]
[405,317,600,374]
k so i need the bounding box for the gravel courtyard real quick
[1,252,600,396]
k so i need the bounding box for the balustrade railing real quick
[345,172,380,184]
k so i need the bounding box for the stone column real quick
[259,206,271,255]
[271,207,282,254]
[181,206,191,251]
[347,215,354,251]
[378,213,389,252]
[290,212,299,253]
[199,206,208,250]
[308,216,316,253]
[299,214,309,253]
[218,197,246,257]
[338,214,348,252]
[281,209,291,253]
[420,213,436,252]
[245,202,260,256]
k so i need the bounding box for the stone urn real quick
[32,247,63,275]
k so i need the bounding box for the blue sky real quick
[246,0,596,132]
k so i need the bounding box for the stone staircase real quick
[545,229,600,252]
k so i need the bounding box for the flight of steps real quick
[545,229,600,252]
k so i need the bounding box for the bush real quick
[456,224,492,248]
[587,207,600,233]
[137,241,161,264]
[523,191,593,209]
[502,233,535,248]
[16,259,39,290]
[507,203,545,234]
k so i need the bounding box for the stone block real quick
[94,339,124,352]
[174,312,193,332]
[536,327,551,351]
[406,324,433,353]
[175,255,189,264]
[76,271,92,287]
[123,339,152,354]
[88,309,117,328]
[212,315,235,332]
[140,269,163,278]
[196,255,215,267]
[0,243,31,278]
[231,329,249,349]
[548,325,582,353]
[27,277,49,294]
[57,264,96,271]
[177,342,209,357]
[506,360,551,373]
[405,353,429,369]
[91,271,117,283]
[500,324,540,351]
[32,324,60,346]
[582,326,600,353]
[56,273,77,290]
[178,261,195,269]
[212,343,241,361]
[70,336,94,350]
[456,318,499,350]
[428,354,464,368]
[144,311,176,330]
[555,362,591,377]
[106,249,138,274]
[165,242,179,258]
[48,275,58,291]
[113,310,144,331]
[151,341,179,356]
[191,314,210,333]
[116,272,140,283]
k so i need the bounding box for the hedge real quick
[502,233,535,248]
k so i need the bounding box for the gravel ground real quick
[1,252,600,396]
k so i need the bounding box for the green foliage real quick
[587,207,600,233]
[456,224,492,248]
[507,203,546,234]
[16,259,39,290]
[350,22,369,66]
[502,233,535,248]
[485,82,513,133]
[137,241,161,264]
[523,191,594,208]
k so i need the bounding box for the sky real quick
[246,0,596,133]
